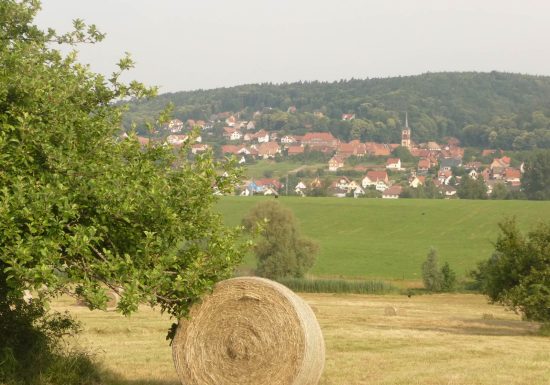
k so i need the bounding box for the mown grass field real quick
[55,294,549,385]
[242,160,326,179]
[217,197,550,280]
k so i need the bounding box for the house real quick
[137,136,150,146]
[341,113,355,121]
[287,106,297,113]
[287,145,305,156]
[313,111,324,118]
[439,157,462,171]
[468,169,478,180]
[223,127,242,141]
[166,119,184,133]
[352,185,365,198]
[246,121,256,130]
[382,185,403,199]
[437,170,453,185]
[337,140,367,158]
[281,135,298,144]
[362,170,389,191]
[464,161,482,171]
[386,158,402,170]
[257,142,280,159]
[256,178,283,191]
[295,181,307,196]
[191,143,209,154]
[504,168,521,184]
[328,156,345,171]
[426,141,441,152]
[439,185,457,198]
[221,145,240,155]
[409,175,425,188]
[365,142,391,157]
[490,156,511,179]
[166,134,188,146]
[302,132,339,150]
[254,129,270,143]
[225,115,237,127]
[335,176,351,190]
[417,158,431,174]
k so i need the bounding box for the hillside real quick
[124,72,550,149]
[216,197,550,280]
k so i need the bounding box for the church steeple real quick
[401,112,411,149]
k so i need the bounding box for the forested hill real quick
[124,72,550,149]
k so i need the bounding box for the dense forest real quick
[123,72,550,149]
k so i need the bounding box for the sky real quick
[35,0,550,94]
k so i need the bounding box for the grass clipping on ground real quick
[172,277,325,385]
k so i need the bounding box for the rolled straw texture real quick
[172,277,325,385]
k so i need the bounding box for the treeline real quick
[124,72,550,149]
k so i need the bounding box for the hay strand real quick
[172,277,325,385]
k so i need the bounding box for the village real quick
[136,112,523,199]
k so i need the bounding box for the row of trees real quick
[125,72,550,149]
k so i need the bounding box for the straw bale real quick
[172,277,325,385]
[384,306,398,316]
[482,313,495,320]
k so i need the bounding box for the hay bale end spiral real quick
[172,277,325,385]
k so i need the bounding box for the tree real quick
[522,150,550,200]
[242,201,318,279]
[471,219,550,322]
[457,176,487,199]
[1,0,244,339]
[440,262,457,292]
[421,248,443,292]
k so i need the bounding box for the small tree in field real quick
[242,201,318,280]
[441,262,457,292]
[471,219,550,323]
[422,248,443,291]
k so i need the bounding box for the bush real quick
[242,201,318,279]
[421,248,457,292]
[422,248,443,291]
[0,293,100,385]
[471,219,550,322]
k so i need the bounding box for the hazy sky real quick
[35,0,550,93]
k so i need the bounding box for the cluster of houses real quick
[136,113,523,199]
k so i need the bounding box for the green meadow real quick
[217,197,550,281]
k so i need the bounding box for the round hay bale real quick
[106,290,120,311]
[384,306,398,316]
[172,277,325,385]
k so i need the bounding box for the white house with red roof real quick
[386,158,402,170]
[362,170,389,191]
[328,156,345,171]
[382,185,403,199]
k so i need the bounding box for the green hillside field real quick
[216,197,550,281]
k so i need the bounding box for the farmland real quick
[55,293,550,385]
[217,197,550,280]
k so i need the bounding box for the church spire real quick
[405,111,409,128]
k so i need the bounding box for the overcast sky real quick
[35,0,550,93]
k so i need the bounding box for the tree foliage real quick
[522,150,550,200]
[471,219,550,322]
[0,0,244,333]
[422,248,443,292]
[421,248,456,292]
[125,72,550,149]
[242,201,318,279]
